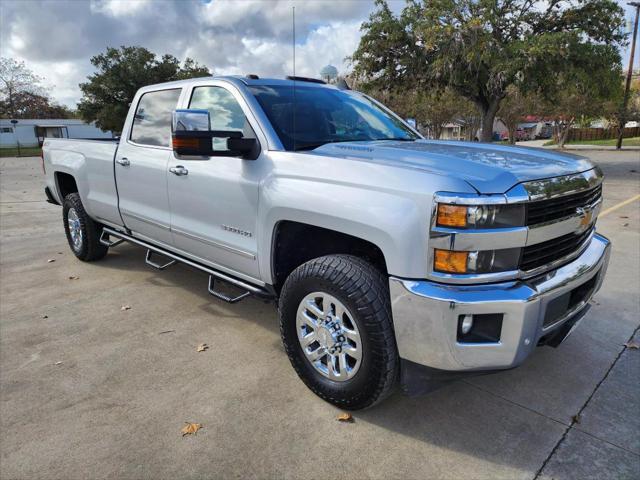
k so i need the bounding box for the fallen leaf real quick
[54,361,63,366]
[181,422,202,436]
[572,414,581,424]
[68,276,79,280]
[47,259,55,263]
[57,252,63,255]
[159,330,175,335]
[41,314,48,319]
[619,216,629,219]
[337,413,354,423]
[196,343,209,352]
[623,223,629,227]
[630,169,638,173]
[624,341,639,350]
[121,305,131,311]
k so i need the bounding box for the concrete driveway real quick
[1,152,638,479]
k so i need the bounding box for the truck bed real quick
[43,138,122,227]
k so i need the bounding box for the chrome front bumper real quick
[390,233,611,372]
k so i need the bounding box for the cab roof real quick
[140,75,337,91]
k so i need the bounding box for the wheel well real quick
[271,221,388,292]
[55,172,78,199]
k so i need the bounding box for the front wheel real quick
[279,255,399,410]
[62,192,108,261]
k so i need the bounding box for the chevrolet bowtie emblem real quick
[577,207,593,228]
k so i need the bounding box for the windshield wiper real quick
[293,137,415,151]
[293,142,329,151]
[372,137,416,142]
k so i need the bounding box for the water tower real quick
[320,65,338,83]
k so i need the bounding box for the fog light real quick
[460,314,473,334]
[457,313,504,343]
[434,249,468,273]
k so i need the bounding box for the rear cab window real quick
[130,88,182,147]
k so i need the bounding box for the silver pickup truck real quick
[43,75,610,409]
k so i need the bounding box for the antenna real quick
[292,5,296,152]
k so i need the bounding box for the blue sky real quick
[0,0,637,108]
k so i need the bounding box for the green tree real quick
[498,86,542,144]
[77,46,210,133]
[351,0,626,142]
[538,46,622,147]
[608,77,640,132]
[0,91,75,119]
[364,87,465,139]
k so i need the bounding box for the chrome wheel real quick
[296,292,362,381]
[67,208,83,252]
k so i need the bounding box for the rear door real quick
[116,87,182,246]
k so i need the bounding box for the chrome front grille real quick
[520,227,594,272]
[526,185,602,226]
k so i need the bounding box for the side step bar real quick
[100,227,274,303]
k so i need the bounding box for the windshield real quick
[248,85,419,151]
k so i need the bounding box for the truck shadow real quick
[99,242,281,336]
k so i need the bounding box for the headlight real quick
[436,203,525,229]
[434,248,520,274]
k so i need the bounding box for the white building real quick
[0,119,113,148]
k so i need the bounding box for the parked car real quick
[43,76,610,409]
[500,128,530,141]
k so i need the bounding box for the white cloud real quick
[90,0,153,17]
[0,0,376,108]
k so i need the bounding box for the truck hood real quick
[312,140,594,193]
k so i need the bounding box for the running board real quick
[99,230,124,247]
[101,227,274,302]
[145,250,176,270]
[208,276,251,304]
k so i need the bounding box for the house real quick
[437,118,507,141]
[0,119,113,148]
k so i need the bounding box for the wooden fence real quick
[568,127,640,142]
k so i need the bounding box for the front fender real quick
[258,176,429,283]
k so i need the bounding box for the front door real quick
[167,85,263,280]
[116,88,181,246]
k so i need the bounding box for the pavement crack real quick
[462,379,568,427]
[572,426,640,457]
[533,323,640,479]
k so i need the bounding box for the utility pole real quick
[617,2,640,150]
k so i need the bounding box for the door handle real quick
[116,157,130,166]
[169,165,188,176]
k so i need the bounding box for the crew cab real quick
[43,75,610,409]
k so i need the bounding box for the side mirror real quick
[227,137,260,160]
[172,109,259,160]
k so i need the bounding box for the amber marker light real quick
[437,204,468,228]
[172,136,200,149]
[434,249,469,273]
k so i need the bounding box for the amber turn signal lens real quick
[434,249,468,273]
[437,204,468,227]
[172,136,200,149]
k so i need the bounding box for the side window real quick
[130,89,181,147]
[189,86,255,151]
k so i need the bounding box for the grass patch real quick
[0,147,42,157]
[543,137,640,147]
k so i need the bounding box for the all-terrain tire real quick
[62,192,108,261]
[279,254,399,410]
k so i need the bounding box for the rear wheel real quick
[62,192,108,261]
[279,255,398,410]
